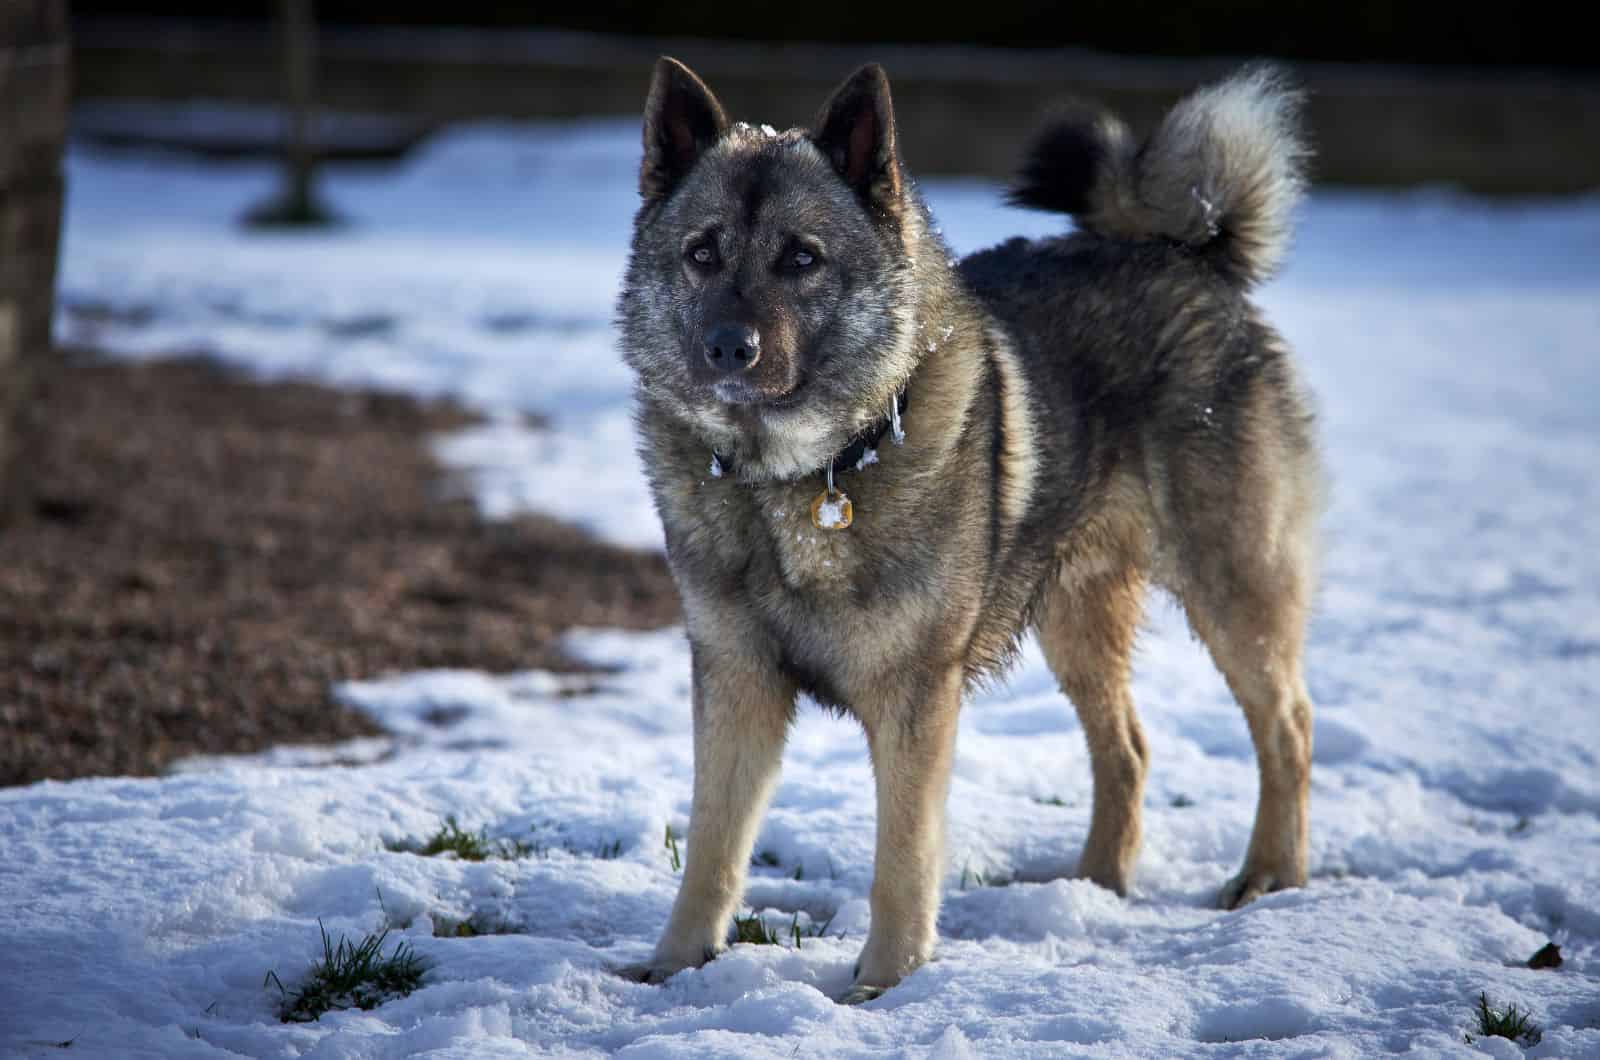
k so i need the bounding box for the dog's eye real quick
[787,249,817,271]
[688,244,718,268]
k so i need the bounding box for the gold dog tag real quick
[811,488,853,530]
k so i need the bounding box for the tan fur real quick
[988,324,1039,543]
[619,607,796,980]
[1036,566,1149,894]
[1030,427,1319,905]
[843,665,964,1002]
[1165,372,1320,905]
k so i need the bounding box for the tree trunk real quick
[246,0,333,226]
[282,0,317,217]
[0,0,69,513]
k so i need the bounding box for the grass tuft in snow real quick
[960,863,1011,890]
[520,818,628,860]
[794,912,836,948]
[730,910,836,949]
[432,913,521,938]
[391,818,625,862]
[752,850,830,880]
[1469,992,1542,1046]
[664,824,682,871]
[732,911,784,946]
[732,909,790,947]
[265,920,428,1022]
[389,815,533,861]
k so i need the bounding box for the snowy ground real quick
[2,117,1598,1057]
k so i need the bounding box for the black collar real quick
[713,387,909,481]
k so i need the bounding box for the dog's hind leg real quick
[620,641,795,982]
[1036,566,1149,895]
[1186,575,1314,908]
[845,665,964,1003]
[1172,450,1318,908]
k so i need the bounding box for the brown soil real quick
[0,351,680,787]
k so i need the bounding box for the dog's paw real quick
[1074,855,1133,898]
[838,983,887,1005]
[613,961,680,985]
[1218,868,1295,910]
[613,946,717,985]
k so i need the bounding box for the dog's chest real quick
[672,467,868,592]
[749,480,865,591]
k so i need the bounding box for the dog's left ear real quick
[813,64,902,217]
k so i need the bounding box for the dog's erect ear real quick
[640,57,729,202]
[812,64,902,215]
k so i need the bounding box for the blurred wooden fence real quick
[71,18,1600,196]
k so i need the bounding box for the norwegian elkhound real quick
[616,57,1319,1002]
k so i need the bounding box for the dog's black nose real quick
[703,323,761,374]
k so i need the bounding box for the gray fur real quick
[1010,65,1309,286]
[616,58,1323,1001]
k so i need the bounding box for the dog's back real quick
[963,65,1319,592]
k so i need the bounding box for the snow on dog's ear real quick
[640,57,729,202]
[812,63,903,217]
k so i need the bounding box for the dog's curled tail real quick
[1008,65,1309,288]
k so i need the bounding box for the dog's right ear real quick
[640,57,729,202]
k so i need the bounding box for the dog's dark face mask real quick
[618,59,921,480]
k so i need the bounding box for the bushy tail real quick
[1008,65,1309,287]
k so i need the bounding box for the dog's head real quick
[618,58,929,480]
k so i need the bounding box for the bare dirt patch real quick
[0,351,679,787]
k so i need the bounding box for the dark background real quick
[73,0,1591,69]
[68,4,1600,195]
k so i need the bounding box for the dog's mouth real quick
[709,377,807,410]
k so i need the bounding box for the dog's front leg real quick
[622,639,794,983]
[844,665,963,1003]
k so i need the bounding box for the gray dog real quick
[616,57,1319,1002]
